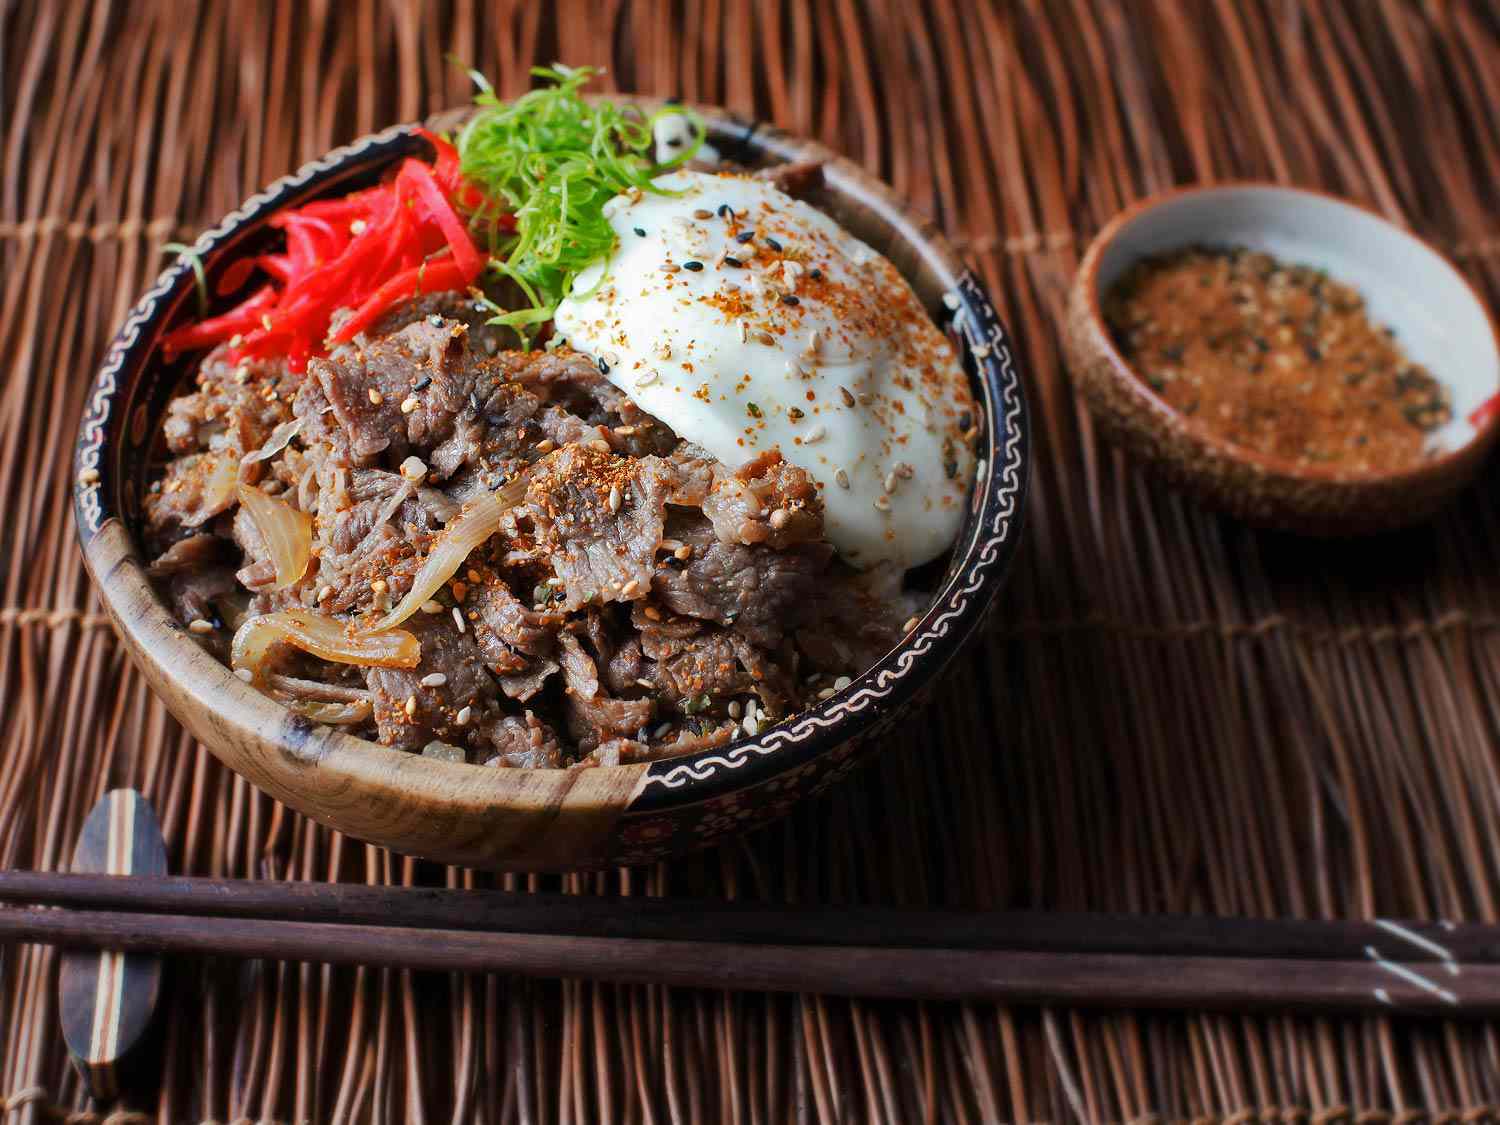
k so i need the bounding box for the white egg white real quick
[553,170,976,569]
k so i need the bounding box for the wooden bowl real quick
[72,107,1030,870]
[1064,183,1500,534]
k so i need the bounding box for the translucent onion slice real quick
[240,418,303,477]
[238,483,314,590]
[183,454,241,528]
[232,609,420,685]
[283,698,373,725]
[367,478,527,632]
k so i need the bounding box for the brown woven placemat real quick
[5,1,1500,1121]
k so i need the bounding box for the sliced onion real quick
[367,478,527,632]
[283,698,373,725]
[232,609,420,685]
[238,483,313,590]
[183,454,241,528]
[240,419,303,478]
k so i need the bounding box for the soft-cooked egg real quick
[553,170,977,569]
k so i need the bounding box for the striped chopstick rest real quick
[58,789,167,1101]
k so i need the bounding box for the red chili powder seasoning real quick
[1103,246,1451,471]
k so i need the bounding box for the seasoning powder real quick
[1104,246,1450,471]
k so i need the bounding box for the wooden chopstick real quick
[0,873,1495,1012]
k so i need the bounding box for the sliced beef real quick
[520,444,675,611]
[481,711,564,768]
[755,159,825,198]
[558,632,655,751]
[161,350,295,459]
[167,567,236,626]
[148,533,232,577]
[652,514,831,647]
[145,452,240,536]
[363,613,493,750]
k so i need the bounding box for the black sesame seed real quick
[633,227,647,237]
[723,256,742,268]
[412,375,432,392]
[683,260,704,271]
[735,230,755,244]
[765,237,783,253]
[809,268,823,280]
[717,204,734,220]
[782,294,800,306]
[598,357,611,374]
[666,138,682,148]
[957,411,972,431]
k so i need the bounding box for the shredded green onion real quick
[456,65,704,342]
[162,241,209,315]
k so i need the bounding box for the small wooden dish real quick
[73,105,1030,870]
[1064,183,1500,534]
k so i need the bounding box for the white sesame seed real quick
[636,369,659,387]
[807,329,821,353]
[608,484,622,513]
[420,672,448,688]
[452,607,466,633]
[656,341,672,360]
[902,615,921,633]
[756,331,776,346]
[873,494,891,512]
[728,700,743,719]
[817,688,836,701]
[399,455,428,482]
[673,544,692,561]
[400,396,419,414]
[738,321,749,344]
[368,389,384,406]
[405,695,418,717]
[589,438,611,453]
[456,705,472,725]
[370,578,387,595]
[769,509,790,530]
[835,469,851,489]
[188,618,214,634]
[834,676,851,690]
[884,471,898,494]
[620,579,642,598]
[317,585,334,602]
[235,668,254,682]
[895,461,915,479]
[804,424,826,444]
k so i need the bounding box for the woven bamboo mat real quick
[4,1,1500,1121]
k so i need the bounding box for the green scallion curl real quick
[455,65,705,343]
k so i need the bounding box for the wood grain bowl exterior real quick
[1063,185,1500,536]
[74,106,1029,870]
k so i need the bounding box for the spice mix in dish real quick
[1103,246,1450,471]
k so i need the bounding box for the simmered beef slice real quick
[166,567,237,627]
[480,711,564,768]
[633,607,795,716]
[308,316,473,465]
[468,579,564,702]
[652,514,832,648]
[363,613,493,750]
[699,449,822,549]
[518,444,676,611]
[145,452,241,538]
[557,633,655,752]
[147,533,233,577]
[161,350,295,459]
